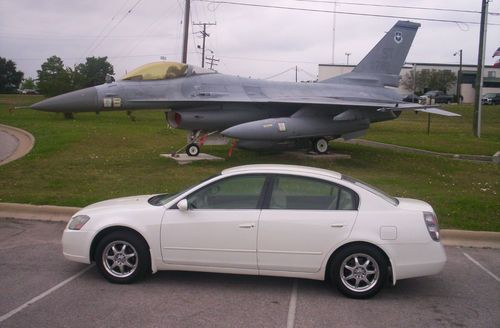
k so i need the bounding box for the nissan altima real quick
[62,164,446,298]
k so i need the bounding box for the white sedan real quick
[62,164,446,298]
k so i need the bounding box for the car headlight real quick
[68,215,90,230]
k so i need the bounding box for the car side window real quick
[269,175,357,210]
[338,188,356,210]
[187,175,266,209]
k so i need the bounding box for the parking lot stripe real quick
[462,251,500,283]
[0,264,95,323]
[286,279,298,328]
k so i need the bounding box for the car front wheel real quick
[95,231,150,284]
[331,245,388,298]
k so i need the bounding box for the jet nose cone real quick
[31,87,98,112]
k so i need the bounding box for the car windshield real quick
[147,174,220,206]
[341,175,399,206]
[483,93,495,97]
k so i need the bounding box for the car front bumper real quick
[62,229,94,264]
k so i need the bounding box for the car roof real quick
[221,164,342,180]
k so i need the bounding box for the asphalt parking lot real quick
[1,219,499,328]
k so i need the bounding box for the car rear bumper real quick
[389,241,447,282]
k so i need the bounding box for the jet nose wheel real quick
[186,143,200,157]
[313,138,329,154]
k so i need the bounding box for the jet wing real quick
[377,103,461,117]
[126,96,398,108]
[128,96,460,117]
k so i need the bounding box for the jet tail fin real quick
[323,20,420,87]
[353,20,420,76]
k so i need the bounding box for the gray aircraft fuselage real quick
[30,20,459,153]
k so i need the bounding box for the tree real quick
[73,56,114,89]
[0,57,24,93]
[401,69,457,94]
[37,56,73,97]
[20,77,37,91]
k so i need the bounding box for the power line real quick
[288,0,486,15]
[205,53,220,69]
[83,0,144,58]
[218,54,317,65]
[264,67,296,80]
[193,22,216,67]
[79,0,134,59]
[194,0,500,26]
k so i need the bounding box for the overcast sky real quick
[1,0,499,82]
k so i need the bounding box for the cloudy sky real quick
[1,0,499,82]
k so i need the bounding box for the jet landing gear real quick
[186,143,200,157]
[312,138,329,154]
[172,131,218,157]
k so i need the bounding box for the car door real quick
[258,175,358,273]
[161,174,267,271]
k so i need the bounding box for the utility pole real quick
[345,52,351,65]
[473,0,489,138]
[295,65,298,82]
[454,49,463,104]
[205,54,220,70]
[412,63,417,94]
[193,22,216,68]
[331,1,337,64]
[181,0,190,64]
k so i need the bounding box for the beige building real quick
[318,62,500,103]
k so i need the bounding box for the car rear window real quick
[341,175,399,206]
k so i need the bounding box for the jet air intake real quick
[221,117,370,141]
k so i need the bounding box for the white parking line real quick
[462,251,500,283]
[0,264,94,323]
[287,279,298,328]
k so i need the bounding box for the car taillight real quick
[423,212,440,241]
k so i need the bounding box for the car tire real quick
[186,143,200,157]
[313,138,329,154]
[95,231,150,284]
[330,244,388,299]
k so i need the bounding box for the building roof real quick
[319,62,498,69]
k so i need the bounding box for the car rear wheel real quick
[330,244,388,298]
[95,231,150,284]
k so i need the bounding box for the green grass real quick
[365,104,500,155]
[0,95,499,231]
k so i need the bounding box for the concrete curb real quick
[343,139,498,164]
[0,123,35,166]
[0,203,80,223]
[1,202,499,249]
[440,229,500,249]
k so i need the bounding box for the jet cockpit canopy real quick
[121,61,215,81]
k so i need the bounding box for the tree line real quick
[0,56,114,96]
[1,56,457,97]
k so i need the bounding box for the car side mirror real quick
[177,199,189,211]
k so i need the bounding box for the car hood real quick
[82,195,155,211]
[395,197,434,212]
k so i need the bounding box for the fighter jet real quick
[31,20,459,156]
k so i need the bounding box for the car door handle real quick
[239,224,255,229]
[330,224,344,228]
